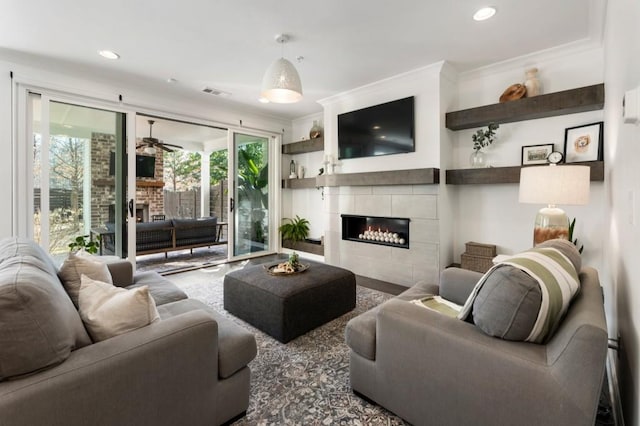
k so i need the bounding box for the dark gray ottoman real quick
[223,260,356,343]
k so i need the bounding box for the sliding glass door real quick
[29,94,129,261]
[229,131,275,259]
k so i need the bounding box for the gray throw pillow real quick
[0,255,90,380]
[472,265,542,341]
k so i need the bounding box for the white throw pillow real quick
[78,275,160,342]
[58,252,113,306]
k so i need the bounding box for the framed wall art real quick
[521,143,554,165]
[563,122,603,163]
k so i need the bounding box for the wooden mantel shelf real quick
[445,84,605,130]
[93,178,165,188]
[445,161,604,185]
[316,168,439,187]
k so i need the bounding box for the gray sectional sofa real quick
[346,242,609,426]
[0,237,256,426]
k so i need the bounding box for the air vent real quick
[202,87,231,97]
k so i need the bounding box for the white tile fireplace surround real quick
[324,184,439,287]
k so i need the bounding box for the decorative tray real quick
[265,263,310,275]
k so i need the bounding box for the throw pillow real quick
[78,275,160,342]
[0,255,91,380]
[458,241,581,343]
[471,266,542,340]
[58,252,113,307]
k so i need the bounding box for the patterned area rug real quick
[168,265,407,425]
[135,245,228,274]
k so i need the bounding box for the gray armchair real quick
[345,266,608,426]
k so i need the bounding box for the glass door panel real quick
[31,95,127,261]
[231,132,271,257]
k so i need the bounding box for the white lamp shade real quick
[260,58,303,103]
[519,165,590,206]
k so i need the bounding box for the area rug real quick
[168,266,407,425]
[135,245,228,273]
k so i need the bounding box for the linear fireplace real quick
[341,214,410,249]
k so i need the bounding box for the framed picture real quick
[564,122,603,163]
[521,144,554,165]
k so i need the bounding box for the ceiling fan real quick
[137,120,183,153]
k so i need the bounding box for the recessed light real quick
[372,125,381,130]
[473,7,496,21]
[98,50,120,60]
[166,78,177,84]
[258,97,270,104]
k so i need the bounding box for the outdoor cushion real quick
[172,217,218,244]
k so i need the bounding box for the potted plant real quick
[568,217,584,254]
[68,235,101,255]
[279,216,310,249]
[470,123,499,167]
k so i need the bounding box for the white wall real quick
[319,62,443,173]
[449,44,606,272]
[603,0,640,423]
[282,113,325,240]
[0,55,292,240]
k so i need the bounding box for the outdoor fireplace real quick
[341,214,410,249]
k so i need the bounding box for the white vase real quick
[524,67,542,97]
[309,120,323,139]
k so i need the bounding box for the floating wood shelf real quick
[445,161,604,185]
[445,84,605,130]
[316,168,439,187]
[282,239,324,256]
[282,177,318,189]
[282,137,324,154]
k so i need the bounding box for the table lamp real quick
[518,165,590,245]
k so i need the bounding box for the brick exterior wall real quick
[90,133,164,227]
[90,133,226,230]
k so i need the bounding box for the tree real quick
[209,149,228,184]
[163,151,201,191]
[49,135,85,229]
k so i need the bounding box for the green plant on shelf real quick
[279,215,310,242]
[472,123,500,152]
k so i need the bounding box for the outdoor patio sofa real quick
[0,237,256,426]
[99,216,223,256]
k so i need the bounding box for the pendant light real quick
[260,34,303,103]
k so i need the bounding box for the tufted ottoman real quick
[223,259,356,343]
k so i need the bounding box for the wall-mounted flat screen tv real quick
[338,96,415,160]
[109,152,156,178]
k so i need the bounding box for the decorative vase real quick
[469,150,486,168]
[297,164,305,179]
[289,159,297,178]
[309,120,323,139]
[524,67,541,97]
